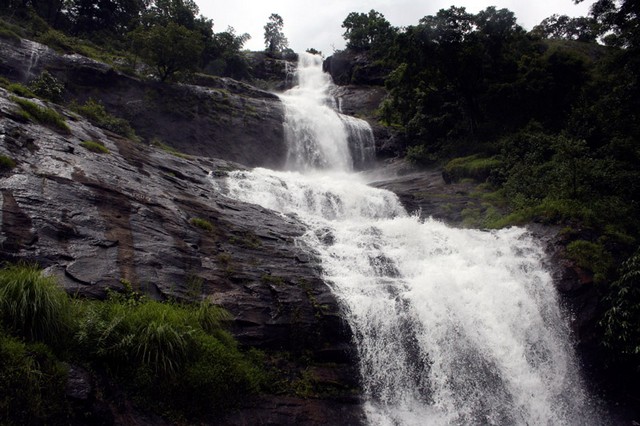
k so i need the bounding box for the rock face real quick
[0,72,362,424]
[0,38,288,168]
[323,50,389,86]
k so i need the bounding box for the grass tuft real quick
[0,155,17,172]
[80,140,110,154]
[71,98,137,140]
[0,263,72,345]
[190,217,214,232]
[11,96,70,133]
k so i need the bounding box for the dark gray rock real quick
[324,50,389,86]
[0,87,362,423]
[0,38,288,169]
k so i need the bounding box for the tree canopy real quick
[263,13,288,55]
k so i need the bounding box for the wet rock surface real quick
[0,38,287,169]
[0,86,362,424]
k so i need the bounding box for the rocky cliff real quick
[0,37,363,424]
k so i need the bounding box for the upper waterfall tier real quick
[279,52,375,172]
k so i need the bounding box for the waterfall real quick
[279,52,375,171]
[222,53,602,425]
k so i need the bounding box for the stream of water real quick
[223,52,601,425]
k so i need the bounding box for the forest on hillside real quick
[0,0,639,421]
[336,1,640,388]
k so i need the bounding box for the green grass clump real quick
[11,96,70,133]
[444,154,502,183]
[190,217,214,232]
[0,332,69,423]
[76,292,262,416]
[0,155,16,172]
[8,83,36,98]
[71,98,137,139]
[0,263,263,421]
[0,263,72,345]
[80,140,110,154]
[150,137,188,158]
[0,27,21,43]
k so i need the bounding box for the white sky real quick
[196,1,594,55]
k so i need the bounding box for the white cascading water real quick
[223,53,601,425]
[279,53,375,171]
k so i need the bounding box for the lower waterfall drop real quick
[222,53,602,425]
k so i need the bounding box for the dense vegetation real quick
[0,264,263,423]
[0,0,253,80]
[341,0,640,386]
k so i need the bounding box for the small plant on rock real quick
[29,71,64,102]
[80,140,110,154]
[0,155,16,172]
[190,217,214,232]
[11,96,70,133]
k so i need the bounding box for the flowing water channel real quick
[223,53,601,425]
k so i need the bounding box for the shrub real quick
[29,71,64,102]
[0,332,68,423]
[566,240,613,283]
[601,248,640,368]
[75,294,262,417]
[443,155,502,183]
[80,140,110,154]
[190,217,214,232]
[0,263,72,345]
[11,96,70,133]
[406,144,436,166]
[0,27,21,43]
[36,29,74,53]
[71,98,137,139]
[179,333,263,415]
[0,155,16,172]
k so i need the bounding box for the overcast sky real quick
[196,1,594,55]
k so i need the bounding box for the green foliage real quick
[71,98,137,139]
[566,240,613,283]
[36,29,75,53]
[0,261,262,420]
[131,21,204,82]
[75,293,262,416]
[190,217,214,232]
[0,154,16,172]
[11,96,70,133]
[601,248,640,369]
[80,140,110,154]
[0,264,72,345]
[29,71,64,102]
[7,83,36,98]
[0,26,22,43]
[263,13,288,55]
[0,332,69,424]
[443,155,502,183]
[342,9,396,55]
[405,144,435,166]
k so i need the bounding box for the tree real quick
[263,13,288,55]
[204,26,251,79]
[532,14,597,42]
[68,0,148,37]
[131,21,203,81]
[341,9,395,54]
